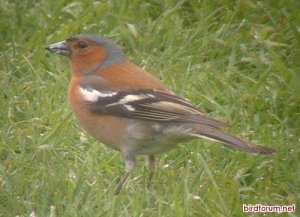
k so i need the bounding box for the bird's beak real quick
[45,41,71,57]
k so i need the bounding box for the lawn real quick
[0,0,299,216]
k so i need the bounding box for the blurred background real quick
[0,0,299,216]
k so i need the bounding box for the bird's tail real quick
[189,125,275,155]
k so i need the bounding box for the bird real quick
[46,34,275,194]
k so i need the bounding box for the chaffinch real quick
[46,35,275,194]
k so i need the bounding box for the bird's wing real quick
[78,76,275,155]
[78,77,225,129]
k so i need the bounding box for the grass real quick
[1,0,299,216]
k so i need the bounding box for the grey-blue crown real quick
[70,34,127,71]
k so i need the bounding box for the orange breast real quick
[68,75,127,151]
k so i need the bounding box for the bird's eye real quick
[76,41,88,49]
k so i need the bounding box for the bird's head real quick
[46,35,126,74]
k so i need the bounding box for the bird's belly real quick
[72,109,127,151]
[133,139,179,155]
[126,121,192,155]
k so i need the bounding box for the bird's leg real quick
[115,151,136,195]
[147,155,155,188]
